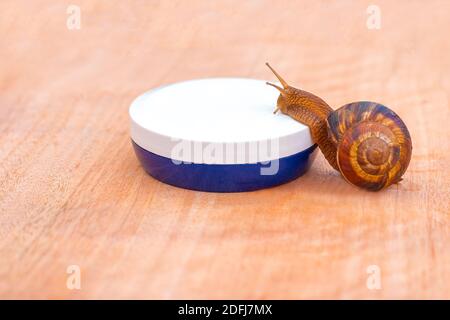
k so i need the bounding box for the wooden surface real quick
[1,0,449,299]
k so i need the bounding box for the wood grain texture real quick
[0,0,449,299]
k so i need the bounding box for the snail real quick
[265,63,412,191]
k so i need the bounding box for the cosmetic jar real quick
[130,78,317,192]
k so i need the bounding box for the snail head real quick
[265,62,299,114]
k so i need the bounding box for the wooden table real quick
[1,0,449,299]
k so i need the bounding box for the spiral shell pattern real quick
[326,102,412,191]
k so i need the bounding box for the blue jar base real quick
[132,141,317,193]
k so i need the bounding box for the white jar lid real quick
[129,78,313,164]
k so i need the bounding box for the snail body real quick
[266,63,412,191]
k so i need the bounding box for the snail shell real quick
[326,102,412,191]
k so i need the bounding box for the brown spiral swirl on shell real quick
[326,102,412,191]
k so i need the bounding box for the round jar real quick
[129,78,317,192]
